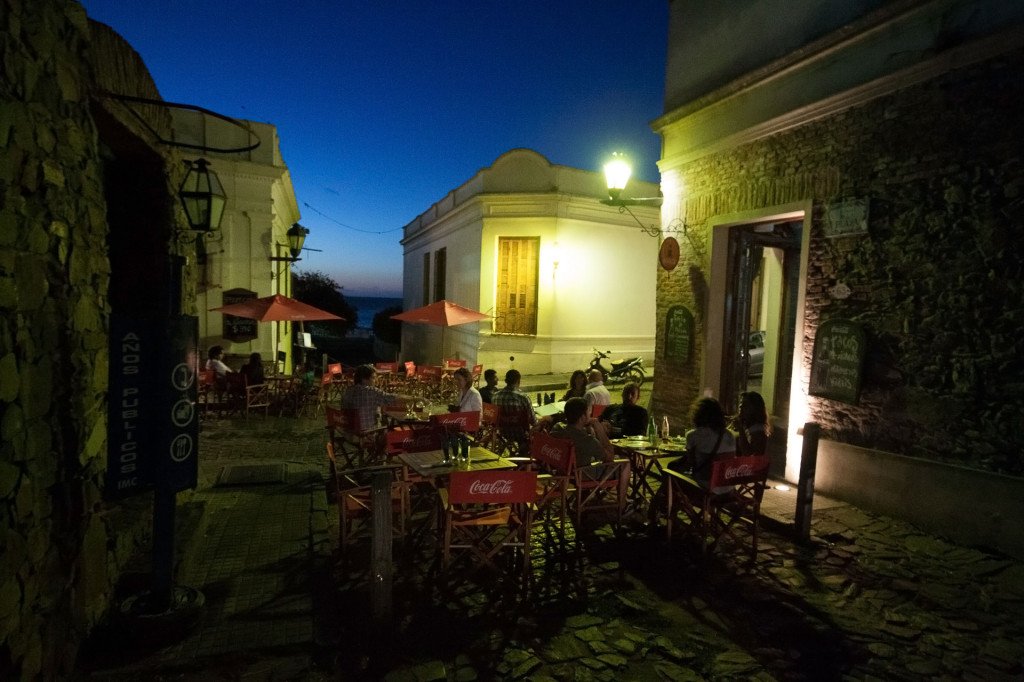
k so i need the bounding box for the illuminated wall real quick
[400,149,659,374]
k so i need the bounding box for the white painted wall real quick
[400,149,659,376]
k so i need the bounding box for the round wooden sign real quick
[659,237,680,271]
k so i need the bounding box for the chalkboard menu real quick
[809,318,865,404]
[222,288,258,342]
[664,305,694,365]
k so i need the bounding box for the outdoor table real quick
[611,436,688,505]
[534,400,566,417]
[382,403,449,429]
[265,376,306,415]
[395,447,517,560]
[397,446,516,480]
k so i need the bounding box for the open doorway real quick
[717,219,803,472]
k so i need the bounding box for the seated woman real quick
[599,382,648,438]
[734,391,770,456]
[239,352,265,386]
[451,367,483,419]
[649,397,736,523]
[560,369,588,402]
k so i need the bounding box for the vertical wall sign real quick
[107,315,200,498]
[664,305,694,365]
[221,287,258,342]
[107,315,157,499]
[809,318,866,404]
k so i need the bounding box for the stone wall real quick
[652,48,1024,477]
[0,1,192,678]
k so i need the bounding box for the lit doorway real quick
[718,220,803,452]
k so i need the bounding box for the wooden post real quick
[370,469,393,629]
[794,422,820,543]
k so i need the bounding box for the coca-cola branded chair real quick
[663,455,770,562]
[477,403,500,449]
[428,411,480,435]
[326,442,406,555]
[528,432,574,546]
[439,470,538,587]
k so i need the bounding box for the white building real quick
[171,111,302,371]
[400,148,660,375]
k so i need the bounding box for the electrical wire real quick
[302,202,404,234]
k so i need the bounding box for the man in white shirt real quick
[583,369,611,415]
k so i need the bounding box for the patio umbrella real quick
[391,299,489,364]
[210,294,344,368]
[210,294,344,322]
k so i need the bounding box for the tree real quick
[292,270,357,337]
[373,304,403,345]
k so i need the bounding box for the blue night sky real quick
[79,1,668,297]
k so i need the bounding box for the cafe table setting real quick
[610,435,689,505]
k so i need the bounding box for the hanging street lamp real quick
[178,158,226,232]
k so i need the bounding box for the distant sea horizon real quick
[347,295,403,331]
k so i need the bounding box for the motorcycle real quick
[588,348,646,385]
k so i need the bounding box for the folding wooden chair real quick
[326,442,406,553]
[325,406,386,468]
[569,445,630,529]
[494,408,532,458]
[476,403,500,449]
[429,411,480,435]
[242,381,271,419]
[528,432,574,547]
[197,369,219,417]
[439,470,537,587]
[664,455,770,562]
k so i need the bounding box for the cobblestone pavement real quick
[76,416,1024,681]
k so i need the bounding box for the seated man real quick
[492,369,536,452]
[550,397,618,479]
[583,369,611,416]
[479,368,499,404]
[599,382,648,438]
[341,364,400,431]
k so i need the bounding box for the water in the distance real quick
[347,296,402,336]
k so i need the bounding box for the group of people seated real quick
[204,346,265,390]
[313,357,774,503]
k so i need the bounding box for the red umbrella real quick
[210,294,344,369]
[210,294,344,322]
[391,300,489,363]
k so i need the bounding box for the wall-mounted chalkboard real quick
[664,305,694,365]
[809,318,865,404]
[221,288,258,342]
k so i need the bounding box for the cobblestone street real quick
[76,416,1024,681]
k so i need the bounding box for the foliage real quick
[373,304,403,344]
[292,270,357,336]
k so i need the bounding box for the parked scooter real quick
[588,348,646,385]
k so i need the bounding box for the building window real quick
[422,252,430,306]
[495,237,538,335]
[433,247,446,302]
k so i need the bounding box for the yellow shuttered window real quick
[495,237,539,335]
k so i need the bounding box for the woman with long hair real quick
[735,391,771,456]
[561,369,588,402]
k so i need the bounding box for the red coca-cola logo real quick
[401,435,433,448]
[469,479,514,495]
[539,444,563,463]
[724,464,754,479]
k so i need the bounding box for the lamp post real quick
[179,158,226,232]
